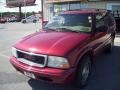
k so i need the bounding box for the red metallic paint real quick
[14,32,91,56]
[10,56,76,84]
[10,9,116,84]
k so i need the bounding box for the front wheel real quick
[76,56,92,87]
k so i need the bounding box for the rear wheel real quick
[23,20,26,24]
[76,56,92,87]
[33,20,37,23]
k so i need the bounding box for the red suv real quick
[10,9,116,87]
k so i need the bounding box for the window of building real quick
[53,2,81,13]
[70,2,81,10]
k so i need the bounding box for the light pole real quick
[41,0,44,29]
[0,1,3,19]
[24,0,26,19]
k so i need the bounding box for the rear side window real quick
[96,13,105,28]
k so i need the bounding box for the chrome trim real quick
[17,58,46,68]
[14,48,47,68]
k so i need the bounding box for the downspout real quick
[41,0,44,29]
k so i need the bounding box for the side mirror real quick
[96,25,108,32]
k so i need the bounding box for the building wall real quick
[82,2,107,9]
[82,1,120,10]
[43,1,120,21]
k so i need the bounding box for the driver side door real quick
[93,14,108,55]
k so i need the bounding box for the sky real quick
[0,0,41,12]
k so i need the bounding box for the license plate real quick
[24,71,35,79]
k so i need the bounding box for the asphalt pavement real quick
[0,22,120,90]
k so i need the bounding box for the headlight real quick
[48,56,70,69]
[12,47,17,57]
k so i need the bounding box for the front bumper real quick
[10,56,76,84]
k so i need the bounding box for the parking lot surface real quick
[0,23,120,90]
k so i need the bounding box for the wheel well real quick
[23,20,26,22]
[83,51,93,61]
[77,50,93,67]
[33,20,37,21]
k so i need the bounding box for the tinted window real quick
[96,14,105,28]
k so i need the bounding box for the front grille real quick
[16,50,47,67]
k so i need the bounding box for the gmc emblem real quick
[24,54,32,60]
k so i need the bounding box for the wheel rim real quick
[81,61,91,83]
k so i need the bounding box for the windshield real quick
[45,14,92,33]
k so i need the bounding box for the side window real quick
[96,14,105,28]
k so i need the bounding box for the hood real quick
[14,31,91,56]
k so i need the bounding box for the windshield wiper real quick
[44,27,57,31]
[44,27,68,32]
[56,27,80,33]
[44,27,80,33]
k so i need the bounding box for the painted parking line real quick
[0,50,11,53]
[0,54,9,59]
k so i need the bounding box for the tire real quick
[33,20,37,23]
[23,20,26,24]
[76,56,92,87]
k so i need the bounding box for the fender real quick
[75,46,93,67]
[67,45,94,68]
